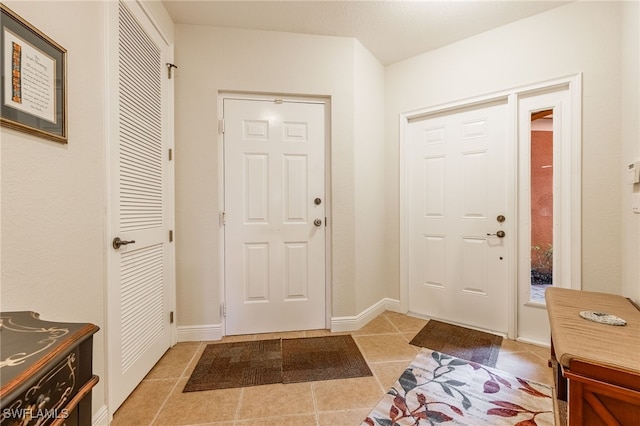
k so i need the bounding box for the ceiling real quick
[162,0,571,65]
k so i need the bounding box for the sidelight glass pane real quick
[530,111,553,303]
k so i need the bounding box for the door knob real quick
[313,219,323,227]
[113,237,136,249]
[487,230,506,238]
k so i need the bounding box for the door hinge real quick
[170,311,174,324]
[168,148,173,161]
[169,230,174,242]
[222,303,226,317]
[219,119,225,134]
[221,211,226,226]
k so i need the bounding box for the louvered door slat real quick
[118,0,162,232]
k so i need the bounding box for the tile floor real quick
[111,311,554,426]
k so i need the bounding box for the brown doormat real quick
[409,319,502,367]
[183,339,282,392]
[282,335,372,383]
[183,335,371,392]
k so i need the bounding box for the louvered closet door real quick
[108,0,172,410]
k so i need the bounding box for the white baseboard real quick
[331,298,401,332]
[177,323,223,342]
[515,336,551,348]
[92,405,109,426]
[384,298,402,314]
[176,299,402,340]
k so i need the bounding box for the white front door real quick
[107,0,174,411]
[223,98,326,335]
[407,100,509,333]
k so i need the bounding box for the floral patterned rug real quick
[363,350,554,426]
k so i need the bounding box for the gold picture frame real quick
[1,3,67,144]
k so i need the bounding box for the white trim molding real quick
[177,323,223,342]
[92,405,109,426]
[330,298,401,332]
[177,298,401,340]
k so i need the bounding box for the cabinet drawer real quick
[1,348,79,425]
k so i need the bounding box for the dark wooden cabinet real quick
[1,312,99,426]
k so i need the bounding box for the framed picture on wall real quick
[1,3,67,144]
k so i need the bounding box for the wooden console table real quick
[0,311,99,426]
[546,287,640,425]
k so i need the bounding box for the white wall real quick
[620,0,640,302]
[353,41,387,312]
[173,25,387,329]
[1,0,107,417]
[385,0,625,297]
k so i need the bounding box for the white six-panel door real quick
[408,100,509,333]
[223,98,326,335]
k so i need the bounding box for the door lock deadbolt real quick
[314,198,322,205]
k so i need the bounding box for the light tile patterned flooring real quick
[112,311,554,426]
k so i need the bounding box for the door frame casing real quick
[217,92,333,335]
[399,74,581,340]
